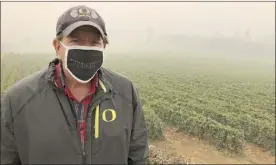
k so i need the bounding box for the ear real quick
[53,39,61,56]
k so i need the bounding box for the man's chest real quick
[13,89,134,163]
[15,89,134,141]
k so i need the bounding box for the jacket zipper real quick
[82,150,86,165]
[78,103,86,165]
[88,92,112,113]
[53,88,86,164]
[52,75,110,164]
[81,90,113,164]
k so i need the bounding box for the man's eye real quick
[71,39,79,43]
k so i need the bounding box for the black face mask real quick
[61,42,103,83]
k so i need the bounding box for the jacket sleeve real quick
[128,83,149,165]
[1,93,21,164]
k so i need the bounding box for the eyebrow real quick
[94,36,101,41]
[68,32,102,41]
[68,33,78,38]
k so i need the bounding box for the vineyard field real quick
[1,52,275,158]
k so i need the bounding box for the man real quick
[1,5,149,164]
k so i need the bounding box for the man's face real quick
[53,25,105,62]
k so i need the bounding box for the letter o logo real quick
[102,109,116,122]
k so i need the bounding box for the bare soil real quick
[149,125,276,164]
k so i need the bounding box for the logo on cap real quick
[70,7,98,19]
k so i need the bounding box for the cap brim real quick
[61,21,106,39]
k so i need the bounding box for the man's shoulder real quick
[101,67,133,85]
[101,68,138,98]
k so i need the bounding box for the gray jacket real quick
[1,58,149,164]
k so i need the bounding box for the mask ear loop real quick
[59,41,67,48]
[59,41,69,72]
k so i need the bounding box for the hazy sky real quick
[1,1,275,52]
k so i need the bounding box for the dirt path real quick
[150,125,275,164]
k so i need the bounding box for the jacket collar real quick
[45,58,113,93]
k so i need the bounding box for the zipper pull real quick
[82,151,86,164]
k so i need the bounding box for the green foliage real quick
[143,106,164,140]
[1,53,275,155]
[149,99,244,153]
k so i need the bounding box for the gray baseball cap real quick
[56,5,108,43]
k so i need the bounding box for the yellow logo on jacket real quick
[94,106,117,139]
[102,109,117,122]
